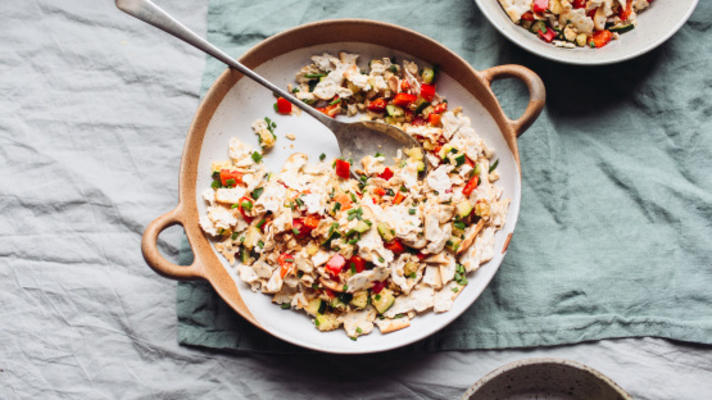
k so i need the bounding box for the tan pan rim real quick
[141,19,545,340]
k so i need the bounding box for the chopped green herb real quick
[295,197,304,207]
[304,73,326,79]
[342,284,349,291]
[489,159,499,173]
[388,65,398,73]
[319,153,326,161]
[374,152,383,157]
[257,240,265,249]
[453,221,466,230]
[264,117,277,132]
[378,256,385,263]
[350,263,357,274]
[251,151,262,163]
[281,303,290,309]
[333,202,342,212]
[251,187,264,200]
[349,192,358,202]
[356,327,363,334]
[231,203,240,209]
[312,282,320,290]
[314,318,320,327]
[409,208,416,215]
[374,294,381,301]
[347,236,360,245]
[217,228,225,236]
[256,219,266,231]
[231,232,239,240]
[451,287,459,293]
[328,97,341,106]
[273,102,279,112]
[292,227,300,235]
[291,87,300,93]
[385,188,395,197]
[408,272,417,279]
[241,200,253,211]
[395,313,405,319]
[211,180,220,189]
[400,185,408,192]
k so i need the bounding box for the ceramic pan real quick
[141,19,545,354]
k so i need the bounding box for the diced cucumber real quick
[438,144,454,159]
[421,67,436,84]
[609,24,634,34]
[314,313,341,331]
[405,147,424,161]
[456,201,473,219]
[350,291,369,309]
[329,297,347,311]
[454,154,466,166]
[530,21,547,34]
[446,236,462,252]
[243,227,260,249]
[377,222,395,242]
[372,289,395,314]
[414,99,430,115]
[386,104,404,117]
[305,298,324,316]
[353,220,371,233]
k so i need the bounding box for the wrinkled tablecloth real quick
[1,1,711,399]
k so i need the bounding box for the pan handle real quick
[481,65,546,137]
[141,205,203,280]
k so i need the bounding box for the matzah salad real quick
[198,52,509,339]
[497,0,653,48]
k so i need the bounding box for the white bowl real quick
[474,0,699,65]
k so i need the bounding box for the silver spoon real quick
[116,0,425,176]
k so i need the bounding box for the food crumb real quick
[286,133,296,141]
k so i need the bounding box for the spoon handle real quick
[115,0,333,126]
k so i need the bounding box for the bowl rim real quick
[474,0,700,66]
[141,18,545,354]
[461,357,633,399]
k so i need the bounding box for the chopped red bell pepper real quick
[379,167,394,180]
[324,288,336,298]
[419,84,436,102]
[393,92,417,107]
[573,0,585,8]
[303,215,320,230]
[393,192,405,205]
[533,0,549,13]
[275,97,292,114]
[428,113,441,126]
[317,103,341,117]
[416,252,427,260]
[348,255,366,273]
[325,254,346,276]
[620,0,633,21]
[278,252,295,278]
[538,26,557,43]
[367,98,387,113]
[371,280,386,294]
[220,169,242,187]
[384,239,405,255]
[432,102,448,114]
[465,156,475,168]
[237,196,253,223]
[462,175,479,196]
[521,11,535,21]
[591,30,613,48]
[373,187,386,197]
[334,159,350,179]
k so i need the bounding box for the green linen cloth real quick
[176,0,712,352]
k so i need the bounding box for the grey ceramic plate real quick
[474,0,699,65]
[462,358,632,400]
